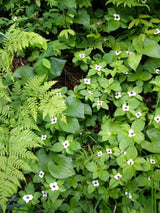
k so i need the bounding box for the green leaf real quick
[74,9,90,27]
[143,38,160,58]
[108,19,120,32]
[132,120,145,132]
[13,66,34,84]
[123,166,136,180]
[127,53,142,71]
[35,0,41,7]
[42,58,51,69]
[49,57,66,79]
[58,117,80,133]
[52,142,64,152]
[66,96,85,118]
[86,162,97,172]
[48,154,75,179]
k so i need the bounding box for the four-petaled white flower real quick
[127,159,134,165]
[114,173,122,180]
[51,117,57,124]
[79,54,85,58]
[23,195,33,203]
[128,91,136,97]
[42,191,47,197]
[123,71,128,74]
[50,182,59,191]
[106,148,112,154]
[56,92,61,96]
[97,151,102,156]
[150,159,155,164]
[141,0,147,4]
[95,65,101,71]
[62,140,70,149]
[115,50,121,55]
[97,100,103,106]
[125,192,132,199]
[92,180,99,187]
[154,28,160,35]
[84,78,91,85]
[154,115,160,123]
[128,129,136,137]
[156,69,160,74]
[13,17,18,21]
[41,135,47,140]
[115,92,121,99]
[88,91,93,95]
[113,14,120,21]
[122,104,129,111]
[136,112,142,118]
[39,171,45,178]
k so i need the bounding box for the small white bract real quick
[122,104,129,111]
[156,69,159,74]
[115,92,121,99]
[108,132,111,136]
[123,72,128,74]
[13,17,18,21]
[56,92,61,96]
[49,182,59,191]
[41,135,47,140]
[114,173,122,180]
[148,176,151,181]
[121,150,126,155]
[39,171,45,178]
[97,100,103,106]
[92,180,99,187]
[42,191,47,197]
[106,148,112,154]
[23,195,33,203]
[113,14,120,21]
[154,115,160,123]
[128,129,136,137]
[125,192,132,199]
[115,50,121,55]
[95,65,101,71]
[126,51,131,55]
[154,28,160,35]
[79,54,85,58]
[127,159,134,165]
[150,159,155,164]
[128,91,136,97]
[84,78,91,85]
[88,91,93,95]
[136,112,142,118]
[97,151,103,156]
[62,140,70,149]
[51,117,57,124]
[141,0,147,3]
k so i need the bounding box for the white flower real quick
[156,69,160,74]
[113,14,120,21]
[88,91,93,95]
[41,135,47,140]
[13,17,18,21]
[84,78,91,85]
[154,115,160,123]
[150,159,155,164]
[127,159,134,165]
[128,129,136,137]
[92,180,99,187]
[125,192,132,199]
[51,117,57,124]
[136,112,142,118]
[115,92,121,99]
[122,104,129,111]
[97,100,103,106]
[23,195,33,203]
[121,150,126,155]
[114,173,122,180]
[56,92,61,96]
[79,54,85,58]
[39,171,45,178]
[62,140,70,149]
[97,151,102,156]
[95,65,101,71]
[126,51,131,56]
[106,148,112,154]
[128,91,136,97]
[108,132,111,136]
[42,191,47,197]
[141,0,147,3]
[148,176,151,181]
[154,28,160,35]
[115,50,121,55]
[49,182,59,191]
[123,71,128,74]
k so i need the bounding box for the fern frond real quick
[106,0,145,7]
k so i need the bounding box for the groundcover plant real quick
[0,0,160,212]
